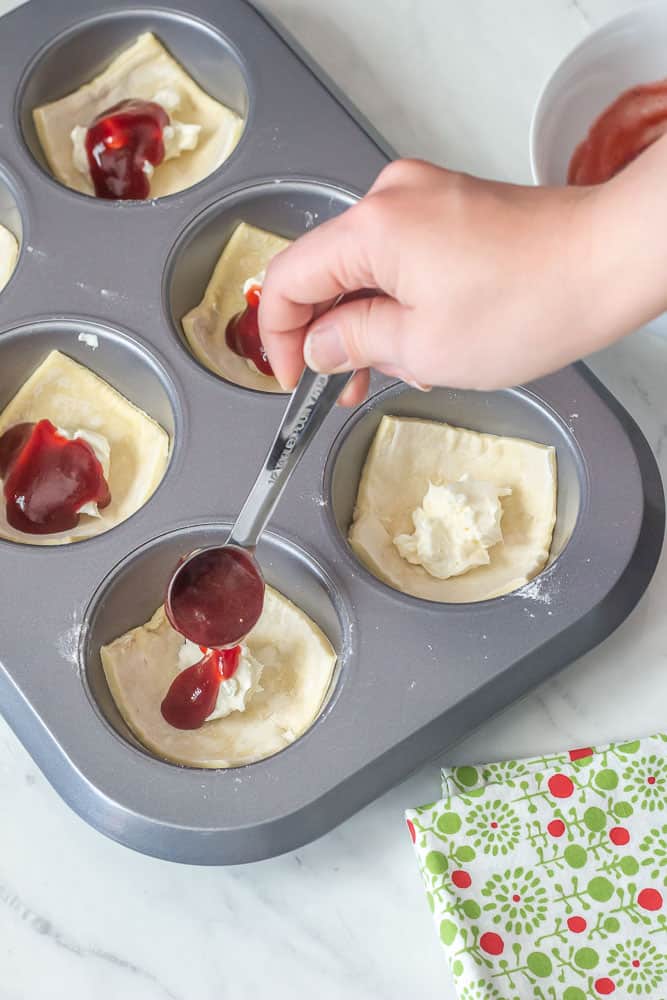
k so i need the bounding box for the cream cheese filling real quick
[177,639,264,721]
[394,476,512,580]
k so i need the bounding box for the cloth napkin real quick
[406,734,667,999]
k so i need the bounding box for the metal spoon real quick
[165,365,354,647]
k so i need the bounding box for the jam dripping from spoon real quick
[225,282,275,376]
[161,645,241,729]
[85,98,169,199]
[0,419,111,534]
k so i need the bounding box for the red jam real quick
[166,547,264,648]
[85,99,169,200]
[0,419,111,534]
[225,283,275,376]
[161,645,241,729]
[568,79,667,185]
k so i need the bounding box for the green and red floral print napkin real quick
[406,734,667,999]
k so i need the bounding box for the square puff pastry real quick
[101,586,337,768]
[349,415,557,603]
[182,221,291,392]
[0,223,18,292]
[33,33,243,198]
[0,350,169,545]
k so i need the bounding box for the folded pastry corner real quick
[182,221,291,392]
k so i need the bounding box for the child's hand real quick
[259,150,667,406]
[258,159,599,405]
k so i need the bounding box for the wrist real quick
[581,136,667,345]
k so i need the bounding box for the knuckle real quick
[260,247,289,295]
[337,299,377,366]
[353,296,397,367]
[441,170,475,216]
[338,310,367,366]
[376,158,427,188]
[354,195,391,243]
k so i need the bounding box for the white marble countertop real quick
[0,1,664,997]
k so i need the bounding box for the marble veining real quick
[0,874,181,1000]
[0,1,664,998]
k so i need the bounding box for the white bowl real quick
[530,0,667,336]
[530,1,667,185]
[529,2,667,337]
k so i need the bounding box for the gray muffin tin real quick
[0,0,663,866]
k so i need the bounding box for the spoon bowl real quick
[166,365,354,646]
[165,544,265,648]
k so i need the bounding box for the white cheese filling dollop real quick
[393,476,512,580]
[242,270,265,298]
[71,87,201,183]
[177,639,264,722]
[55,427,111,518]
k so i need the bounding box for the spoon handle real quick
[227,367,354,551]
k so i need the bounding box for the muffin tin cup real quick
[0,317,182,551]
[165,178,359,390]
[326,381,586,604]
[0,162,25,299]
[0,0,662,864]
[15,6,251,201]
[82,521,352,761]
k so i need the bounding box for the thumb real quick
[304,294,415,379]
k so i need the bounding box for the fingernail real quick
[304,324,349,372]
[406,379,432,392]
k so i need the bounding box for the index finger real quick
[259,205,376,389]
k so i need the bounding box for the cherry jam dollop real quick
[161,645,241,730]
[85,99,169,200]
[0,419,111,534]
[225,282,275,376]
